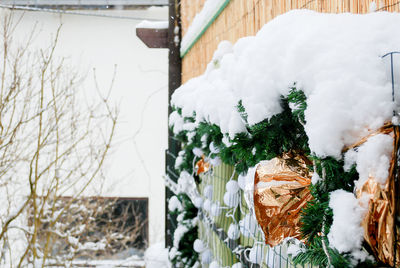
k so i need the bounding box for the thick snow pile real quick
[145,242,170,268]
[172,10,400,158]
[345,133,393,189]
[328,190,368,261]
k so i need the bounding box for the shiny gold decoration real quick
[195,157,210,175]
[342,122,393,153]
[254,156,313,247]
[356,127,400,266]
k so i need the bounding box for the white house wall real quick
[9,7,168,246]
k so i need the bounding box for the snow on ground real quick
[49,257,145,268]
[172,10,400,158]
[145,242,170,268]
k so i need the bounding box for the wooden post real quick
[134,0,181,251]
[165,0,181,249]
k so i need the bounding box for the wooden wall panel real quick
[181,0,208,36]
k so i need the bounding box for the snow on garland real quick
[166,173,200,267]
[168,10,400,268]
[172,10,400,158]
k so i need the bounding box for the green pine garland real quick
[174,90,309,174]
[293,236,352,267]
[299,157,358,245]
[169,86,377,267]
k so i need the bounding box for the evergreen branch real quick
[169,86,376,267]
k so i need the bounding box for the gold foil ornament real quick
[253,156,313,247]
[355,127,400,266]
[342,122,393,153]
[195,157,210,175]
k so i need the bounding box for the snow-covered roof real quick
[136,20,168,29]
